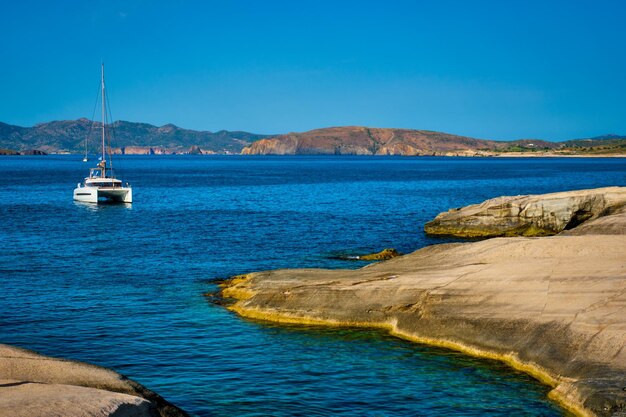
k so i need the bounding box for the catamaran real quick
[73,64,132,203]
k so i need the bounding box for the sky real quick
[1,0,625,140]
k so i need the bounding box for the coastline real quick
[1,151,625,157]
[227,302,587,417]
[491,153,626,158]
[217,190,626,417]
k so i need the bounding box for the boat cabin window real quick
[90,168,103,178]
[87,182,119,187]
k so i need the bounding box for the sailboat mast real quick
[101,63,106,167]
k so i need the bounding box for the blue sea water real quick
[1,155,625,416]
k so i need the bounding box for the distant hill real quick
[563,134,626,148]
[241,127,496,156]
[0,119,268,154]
[586,134,626,141]
[241,126,626,156]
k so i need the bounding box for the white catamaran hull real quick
[73,186,132,203]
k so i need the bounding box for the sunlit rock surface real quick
[0,344,188,417]
[424,186,626,237]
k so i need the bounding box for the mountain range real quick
[0,118,268,155]
[1,119,624,156]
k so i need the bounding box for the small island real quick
[217,187,626,417]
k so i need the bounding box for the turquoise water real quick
[2,155,624,416]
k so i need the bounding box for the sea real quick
[1,155,625,416]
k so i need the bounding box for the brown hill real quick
[241,126,498,156]
[241,126,626,156]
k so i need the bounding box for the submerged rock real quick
[424,186,626,237]
[0,344,188,417]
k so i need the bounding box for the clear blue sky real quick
[2,0,625,140]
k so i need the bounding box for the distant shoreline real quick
[2,151,625,158]
[2,120,624,157]
[491,152,626,158]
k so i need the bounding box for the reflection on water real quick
[73,200,133,211]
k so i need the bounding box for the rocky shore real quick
[424,187,626,237]
[218,187,626,417]
[0,344,188,417]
